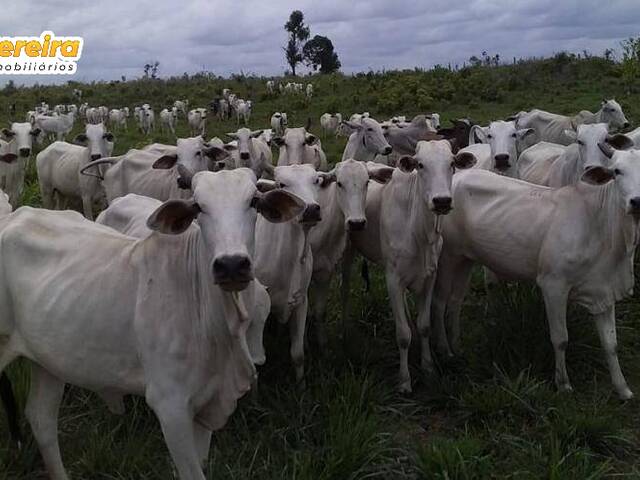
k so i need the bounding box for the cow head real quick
[272,127,318,163]
[2,122,40,157]
[398,140,477,214]
[564,123,633,172]
[345,117,392,156]
[73,123,114,161]
[152,136,231,189]
[583,148,640,217]
[257,164,329,226]
[146,168,305,291]
[600,99,629,131]
[226,128,262,165]
[471,120,533,175]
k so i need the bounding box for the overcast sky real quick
[1,0,639,86]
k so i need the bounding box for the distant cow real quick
[271,112,288,136]
[0,122,40,207]
[341,117,392,162]
[320,113,342,137]
[188,108,208,136]
[160,107,178,136]
[274,127,328,171]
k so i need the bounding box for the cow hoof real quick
[618,388,634,401]
[398,380,412,394]
[557,383,574,394]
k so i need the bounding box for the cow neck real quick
[405,172,438,247]
[318,183,344,246]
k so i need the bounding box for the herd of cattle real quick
[0,89,639,479]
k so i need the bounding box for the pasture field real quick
[2,53,640,479]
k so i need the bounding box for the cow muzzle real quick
[347,218,366,231]
[213,254,253,291]
[19,148,31,157]
[300,203,321,224]
[90,154,102,161]
[494,154,511,172]
[381,146,392,155]
[240,152,250,160]
[629,197,640,216]
[431,196,453,214]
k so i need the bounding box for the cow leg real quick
[25,365,69,480]
[193,422,212,469]
[594,306,633,400]
[385,271,412,393]
[148,395,205,480]
[81,194,93,220]
[539,279,572,392]
[311,269,332,351]
[289,298,308,386]
[415,275,437,373]
[40,183,55,210]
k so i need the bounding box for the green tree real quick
[620,36,640,93]
[303,35,341,74]
[283,10,310,76]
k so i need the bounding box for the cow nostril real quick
[301,203,321,223]
[624,122,630,129]
[382,146,392,155]
[494,154,510,169]
[433,196,452,208]
[347,219,367,231]
[19,148,30,157]
[630,197,640,209]
[90,154,101,161]
[240,152,250,160]
[213,255,252,279]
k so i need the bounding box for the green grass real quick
[2,52,640,478]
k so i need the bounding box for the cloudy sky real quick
[1,0,639,85]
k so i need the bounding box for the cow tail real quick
[0,371,22,447]
[361,259,370,292]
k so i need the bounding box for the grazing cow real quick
[515,100,630,146]
[437,118,475,153]
[266,80,275,94]
[173,100,189,116]
[433,147,640,400]
[345,141,477,391]
[254,164,333,383]
[463,120,534,177]
[320,113,342,137]
[36,123,114,219]
[223,128,274,178]
[235,100,251,125]
[308,160,394,347]
[0,168,305,480]
[274,127,328,171]
[138,106,155,135]
[109,109,128,132]
[518,124,634,187]
[341,117,392,162]
[271,112,288,136]
[188,108,207,136]
[0,122,40,207]
[82,136,230,202]
[35,111,76,142]
[160,107,179,136]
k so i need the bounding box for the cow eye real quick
[487,134,493,139]
[278,182,286,188]
[195,151,201,156]
[337,181,343,188]
[511,133,517,138]
[614,168,622,175]
[417,163,424,169]
[577,140,584,146]
[367,128,373,132]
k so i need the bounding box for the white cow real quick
[271,112,288,136]
[376,115,442,165]
[518,124,634,187]
[223,128,274,178]
[36,123,114,219]
[464,120,534,177]
[235,100,251,125]
[34,111,76,142]
[0,168,305,480]
[266,80,275,94]
[138,106,155,135]
[173,100,189,116]
[306,83,313,99]
[320,113,342,137]
[257,129,274,147]
[160,107,179,136]
[188,108,207,136]
[255,164,333,384]
[626,126,640,147]
[109,109,128,132]
[0,122,40,207]
[433,147,640,400]
[515,100,630,146]
[274,127,328,171]
[346,141,477,391]
[341,117,392,162]
[308,160,394,347]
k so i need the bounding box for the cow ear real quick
[223,143,237,151]
[73,133,88,145]
[598,141,615,159]
[204,145,230,161]
[305,134,318,146]
[226,132,238,140]
[318,171,336,188]
[30,128,41,137]
[256,179,277,193]
[250,130,262,138]
[146,199,201,234]
[471,125,487,144]
[272,137,285,147]
[581,166,615,186]
[252,189,305,223]
[563,129,577,141]
[152,154,178,169]
[398,155,417,173]
[103,132,114,142]
[1,128,14,139]
[453,151,477,169]
[0,153,18,163]
[606,134,634,151]
[367,164,394,183]
[517,128,534,140]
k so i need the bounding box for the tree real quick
[283,10,309,76]
[620,36,640,93]
[303,35,341,74]
[143,61,160,79]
